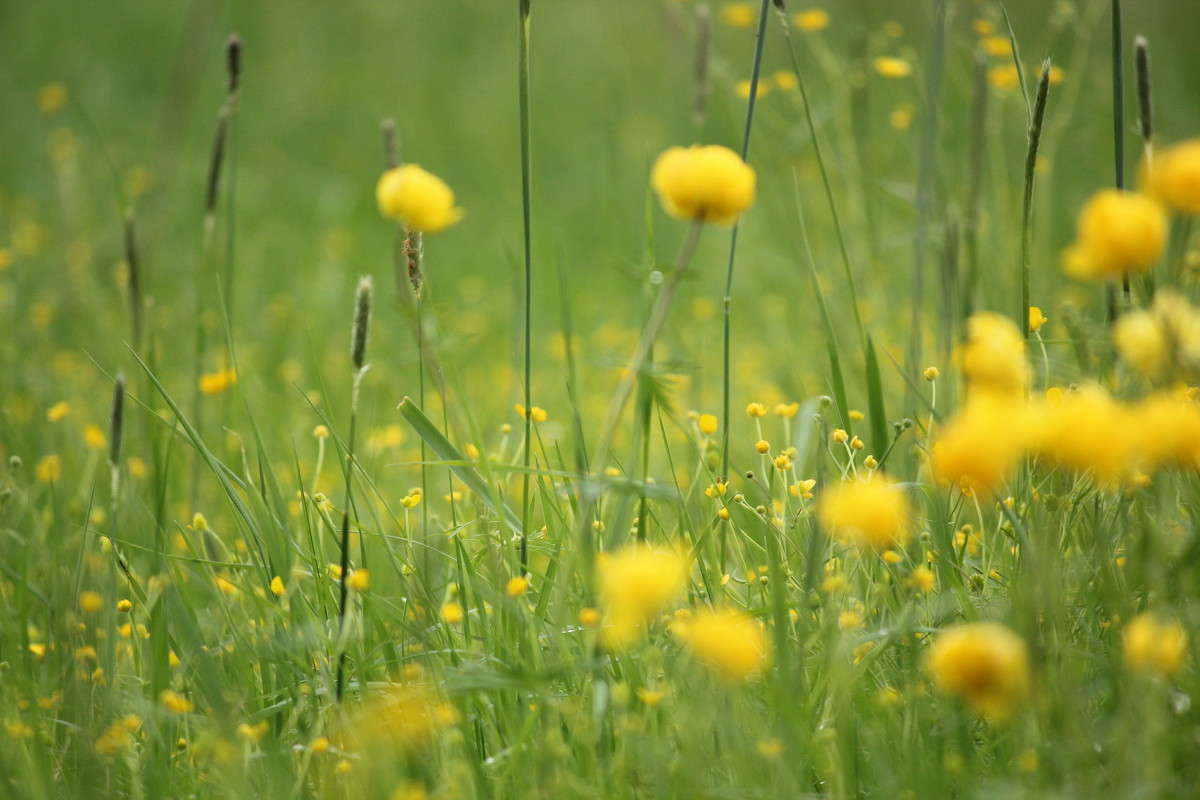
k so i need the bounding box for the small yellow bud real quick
[923,366,940,381]
[755,440,770,454]
[698,414,718,436]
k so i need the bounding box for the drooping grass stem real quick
[719,0,770,483]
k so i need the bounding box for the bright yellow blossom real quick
[651,145,756,225]
[792,9,830,32]
[874,57,913,79]
[672,608,769,682]
[1124,612,1188,678]
[927,622,1029,720]
[1143,137,1200,214]
[1062,190,1167,281]
[376,164,464,234]
[597,545,687,648]
[819,474,912,550]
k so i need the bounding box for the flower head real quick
[1142,137,1200,214]
[376,165,464,234]
[927,622,1029,720]
[818,473,912,550]
[931,396,1028,496]
[1124,612,1188,679]
[1062,189,1167,280]
[672,608,770,682]
[651,145,755,225]
[597,545,687,648]
[959,312,1026,399]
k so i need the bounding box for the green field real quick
[4,1,1200,798]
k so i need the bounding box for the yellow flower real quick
[505,576,529,598]
[792,9,830,32]
[597,545,687,648]
[889,104,913,130]
[927,622,1029,720]
[1115,290,1200,378]
[907,566,936,593]
[84,425,107,450]
[1135,393,1200,472]
[746,402,767,418]
[755,440,770,454]
[719,2,755,28]
[159,690,194,714]
[441,602,464,625]
[772,71,798,91]
[774,402,800,418]
[514,404,548,423]
[46,401,70,422]
[959,312,1026,399]
[818,474,912,550]
[1062,190,1167,281]
[376,164,464,234]
[930,396,1028,496]
[341,685,448,755]
[735,80,768,101]
[650,145,756,225]
[198,367,238,396]
[39,83,67,113]
[987,64,1020,91]
[981,35,1011,57]
[1028,306,1048,333]
[873,57,913,79]
[79,591,104,615]
[1123,612,1188,679]
[346,569,370,592]
[1143,137,1200,214]
[117,599,133,613]
[1027,384,1135,485]
[36,454,63,484]
[672,608,769,682]
[972,20,995,36]
[270,575,286,597]
[698,413,718,435]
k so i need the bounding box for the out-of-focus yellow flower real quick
[672,608,769,682]
[927,622,1029,720]
[651,145,756,226]
[199,368,238,396]
[376,164,464,234]
[346,569,370,592]
[270,576,286,597]
[505,576,529,598]
[931,396,1028,496]
[39,83,67,113]
[719,2,756,28]
[1142,138,1200,214]
[988,64,1020,91]
[514,404,548,423]
[160,690,194,714]
[818,474,912,550]
[597,545,687,648]
[441,602,464,625]
[1061,190,1167,281]
[889,104,914,130]
[46,401,70,422]
[959,312,1027,400]
[1124,612,1188,679]
[772,71,798,92]
[36,454,63,484]
[1114,292,1200,379]
[1027,384,1134,485]
[79,591,104,615]
[698,413,719,435]
[981,35,1011,57]
[972,20,996,36]
[873,57,912,79]
[792,9,830,32]
[340,685,450,755]
[84,424,107,450]
[1135,393,1200,472]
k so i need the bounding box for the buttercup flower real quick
[1142,137,1200,214]
[672,608,770,682]
[818,473,912,550]
[1124,612,1188,679]
[651,145,756,225]
[927,622,1030,720]
[376,164,464,234]
[597,545,688,648]
[1061,189,1167,280]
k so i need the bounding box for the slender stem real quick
[1112,0,1129,313]
[719,0,771,483]
[335,511,351,702]
[1021,65,1052,346]
[518,0,534,576]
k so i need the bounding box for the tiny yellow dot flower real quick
[832,429,849,444]
[116,599,132,613]
[698,413,719,435]
[636,688,665,707]
[874,57,912,79]
[719,2,756,28]
[39,83,67,113]
[334,759,353,775]
[771,71,798,91]
[735,79,769,101]
[36,454,63,484]
[46,401,70,422]
[863,455,879,470]
[907,566,936,593]
[270,576,285,597]
[441,602,464,625]
[773,454,792,471]
[704,482,728,498]
[848,410,864,422]
[889,104,914,130]
[981,35,1012,58]
[400,493,422,509]
[792,9,830,32]
[310,736,330,754]
[988,64,1020,91]
[377,164,464,234]
[313,425,330,439]
[79,591,104,615]
[838,610,863,630]
[236,721,269,743]
[1124,612,1188,679]
[972,19,995,36]
[84,425,107,450]
[159,690,194,714]
[849,435,864,451]
[746,402,767,418]
[505,576,529,598]
[198,368,238,396]
[578,607,601,627]
[651,145,756,226]
[774,402,800,418]
[717,507,731,521]
[346,569,370,592]
[216,576,239,597]
[755,440,770,454]
[790,478,816,500]
[924,366,940,381]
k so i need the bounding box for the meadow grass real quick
[3,1,1200,798]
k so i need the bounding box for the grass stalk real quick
[719,0,771,483]
[1112,0,1128,314]
[1021,64,1052,345]
[518,0,534,575]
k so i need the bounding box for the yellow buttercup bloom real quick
[959,312,1026,399]
[719,2,755,28]
[1027,384,1134,485]
[818,473,912,550]
[1143,137,1200,214]
[597,545,687,648]
[651,145,756,226]
[1062,189,1167,280]
[1124,612,1188,679]
[376,164,464,234]
[930,396,1028,496]
[672,608,770,683]
[927,622,1029,720]
[698,413,718,435]
[792,9,830,32]
[873,57,913,79]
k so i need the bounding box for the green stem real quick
[1021,65,1052,345]
[518,0,534,576]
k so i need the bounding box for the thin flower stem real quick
[518,0,534,576]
